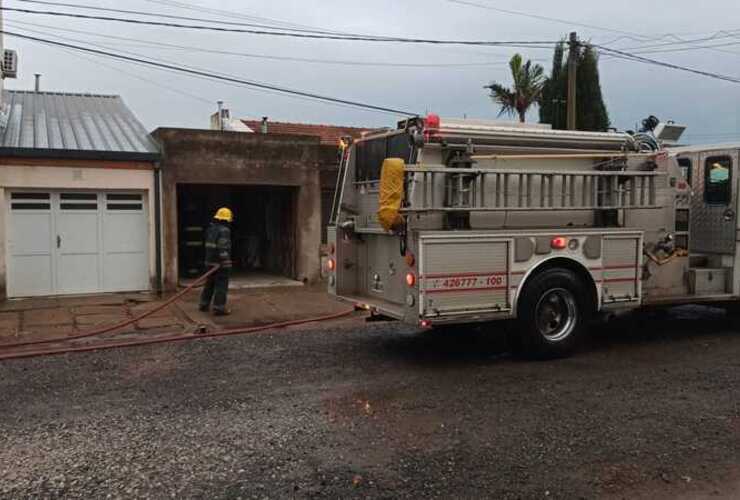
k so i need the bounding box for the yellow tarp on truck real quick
[377,158,405,231]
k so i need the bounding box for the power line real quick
[11,0,364,36]
[5,19,530,68]
[1,29,419,116]
[139,0,348,35]
[6,23,407,112]
[593,44,740,84]
[446,0,740,57]
[444,0,657,40]
[52,44,215,106]
[0,6,557,47]
[10,27,412,115]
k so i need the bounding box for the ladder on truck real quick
[330,140,353,225]
[403,154,665,213]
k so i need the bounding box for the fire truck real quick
[327,114,739,358]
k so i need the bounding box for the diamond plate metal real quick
[690,150,739,254]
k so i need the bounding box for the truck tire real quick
[515,268,591,359]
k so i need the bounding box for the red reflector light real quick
[327,258,336,271]
[425,113,441,130]
[329,243,336,255]
[551,237,568,250]
[406,272,416,287]
[420,320,432,329]
[677,180,688,191]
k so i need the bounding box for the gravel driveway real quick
[2,306,740,499]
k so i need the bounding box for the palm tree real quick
[484,54,545,123]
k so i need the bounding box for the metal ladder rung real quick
[403,168,663,213]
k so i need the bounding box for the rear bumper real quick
[332,293,409,322]
[330,293,513,327]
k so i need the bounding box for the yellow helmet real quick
[214,207,233,222]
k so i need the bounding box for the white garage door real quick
[7,191,150,298]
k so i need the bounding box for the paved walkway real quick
[0,285,349,346]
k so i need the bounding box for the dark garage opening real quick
[177,184,297,283]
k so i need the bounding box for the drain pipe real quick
[154,162,163,296]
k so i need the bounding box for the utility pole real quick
[567,31,578,131]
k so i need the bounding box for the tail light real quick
[327,258,336,272]
[405,272,416,287]
[329,243,336,255]
[420,319,432,329]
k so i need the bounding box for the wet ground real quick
[2,305,740,498]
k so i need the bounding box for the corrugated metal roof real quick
[0,90,159,159]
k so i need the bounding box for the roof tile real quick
[241,120,370,146]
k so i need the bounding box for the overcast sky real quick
[3,0,740,143]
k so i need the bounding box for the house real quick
[153,117,369,291]
[0,90,161,299]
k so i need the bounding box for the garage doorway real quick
[177,184,298,286]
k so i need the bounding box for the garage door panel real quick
[9,212,52,255]
[103,253,149,291]
[104,212,147,253]
[57,212,99,254]
[8,255,53,297]
[57,254,100,294]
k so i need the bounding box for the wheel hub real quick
[535,288,577,342]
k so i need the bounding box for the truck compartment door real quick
[419,235,512,318]
[691,151,738,255]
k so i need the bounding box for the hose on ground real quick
[0,308,357,362]
[0,265,222,351]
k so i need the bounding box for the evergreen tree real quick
[539,42,567,129]
[539,41,611,131]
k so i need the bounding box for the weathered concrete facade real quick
[152,128,324,291]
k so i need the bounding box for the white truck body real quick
[327,116,740,357]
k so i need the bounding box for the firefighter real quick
[199,207,233,315]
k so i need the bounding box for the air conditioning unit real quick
[3,50,18,79]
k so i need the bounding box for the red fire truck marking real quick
[422,271,508,279]
[423,272,508,292]
[426,285,508,294]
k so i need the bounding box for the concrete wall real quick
[152,128,324,291]
[0,160,157,299]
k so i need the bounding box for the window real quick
[11,192,50,210]
[705,156,732,205]
[675,209,689,232]
[355,133,414,182]
[677,158,692,185]
[60,193,98,210]
[106,193,143,211]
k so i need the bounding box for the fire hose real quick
[0,265,223,351]
[0,266,357,361]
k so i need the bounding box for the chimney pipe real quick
[34,74,41,92]
[217,100,224,131]
[261,116,268,134]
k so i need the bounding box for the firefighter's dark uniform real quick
[199,220,233,314]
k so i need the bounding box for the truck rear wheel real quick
[514,268,590,359]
